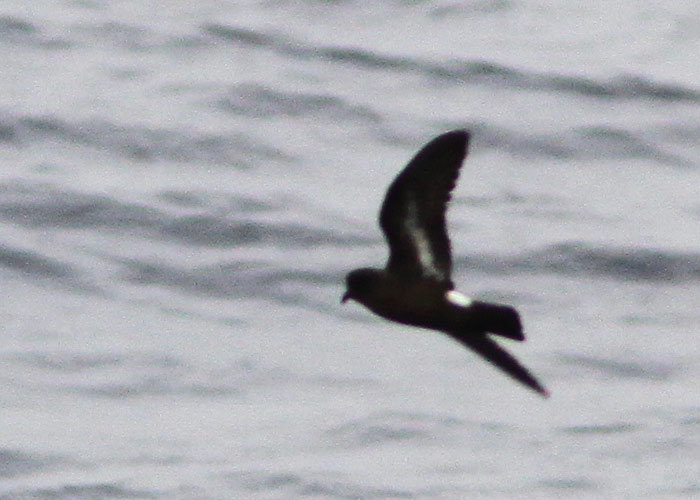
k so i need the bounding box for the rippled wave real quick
[0,244,75,281]
[0,182,365,248]
[1,483,153,500]
[3,110,692,167]
[557,353,676,381]
[0,114,291,166]
[457,243,700,282]
[328,411,466,447]
[2,351,284,399]
[472,123,691,164]
[2,3,699,499]
[0,449,53,478]
[227,470,415,500]
[205,23,700,102]
[216,83,381,122]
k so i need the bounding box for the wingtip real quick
[415,129,469,166]
[438,129,470,151]
[537,386,551,399]
[526,375,550,398]
[456,335,550,400]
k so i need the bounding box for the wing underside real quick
[379,130,469,285]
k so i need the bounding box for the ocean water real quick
[1,1,699,498]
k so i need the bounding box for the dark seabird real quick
[341,130,549,397]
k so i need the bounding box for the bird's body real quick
[342,130,549,397]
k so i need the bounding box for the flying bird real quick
[341,130,548,397]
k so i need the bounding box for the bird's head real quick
[341,268,383,305]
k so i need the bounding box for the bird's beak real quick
[341,292,351,304]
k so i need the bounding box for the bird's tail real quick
[449,302,548,396]
[464,301,524,341]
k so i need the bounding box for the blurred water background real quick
[1,1,699,499]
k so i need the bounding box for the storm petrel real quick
[341,130,548,397]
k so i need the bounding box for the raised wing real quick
[379,130,469,285]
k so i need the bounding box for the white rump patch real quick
[446,290,472,307]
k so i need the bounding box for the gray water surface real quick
[1,1,699,499]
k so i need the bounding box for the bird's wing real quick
[379,130,469,285]
[451,333,549,397]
